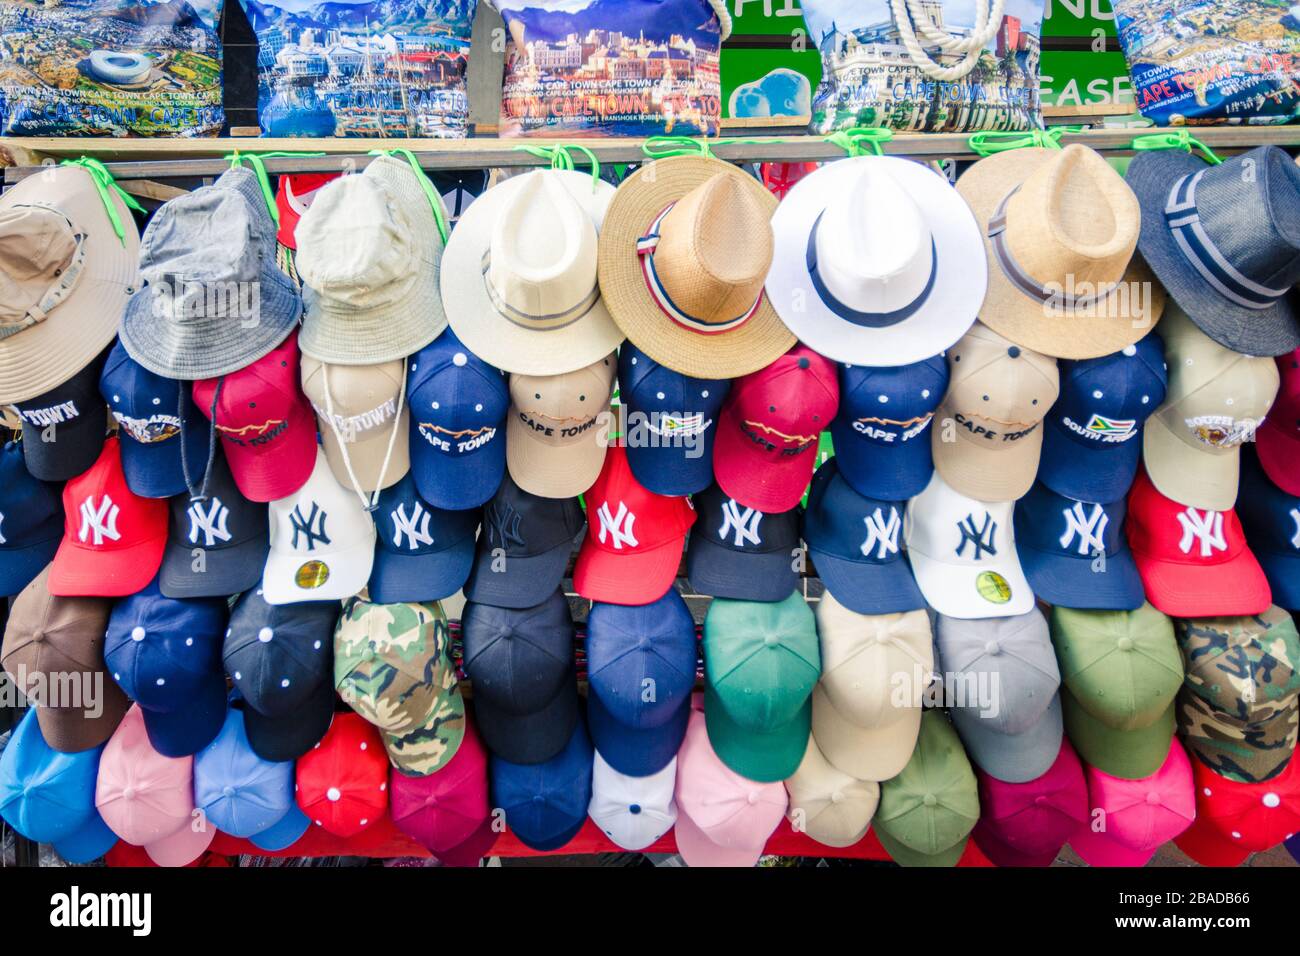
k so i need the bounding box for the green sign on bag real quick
[1039,0,1117,39]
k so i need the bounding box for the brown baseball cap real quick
[1,564,128,752]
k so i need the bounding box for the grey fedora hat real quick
[1127,144,1300,357]
[120,166,301,380]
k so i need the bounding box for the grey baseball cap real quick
[935,608,1063,784]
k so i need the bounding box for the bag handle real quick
[890,0,1005,82]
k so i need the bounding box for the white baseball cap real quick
[587,750,677,851]
[904,470,1035,619]
[262,447,377,605]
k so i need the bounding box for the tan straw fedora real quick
[956,144,1164,360]
[597,155,795,379]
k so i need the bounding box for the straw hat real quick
[956,144,1164,360]
[442,169,624,376]
[597,155,795,379]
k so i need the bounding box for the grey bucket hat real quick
[120,166,301,380]
[1127,144,1300,357]
[295,155,448,365]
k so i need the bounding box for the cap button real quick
[763,633,780,647]
[326,787,341,802]
[984,640,1001,656]
[1263,793,1281,808]
[1117,637,1135,652]
[747,791,760,805]
[875,632,891,645]
[797,357,810,370]
[131,626,146,642]
[532,795,546,806]
[424,796,439,809]
[830,790,845,805]
[1145,791,1161,806]
[222,786,236,798]
[122,787,136,801]
[629,804,642,815]
[30,630,43,644]
[922,793,938,807]
[1034,795,1048,806]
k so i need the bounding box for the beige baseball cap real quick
[784,735,879,848]
[810,593,933,781]
[932,322,1059,501]
[1143,303,1280,511]
[301,356,411,501]
[506,351,616,499]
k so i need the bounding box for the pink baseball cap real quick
[1069,738,1195,867]
[295,711,389,838]
[712,345,838,512]
[389,716,499,867]
[673,699,787,867]
[972,738,1089,867]
[192,330,317,503]
[1175,749,1300,866]
[1256,350,1300,496]
[94,704,216,867]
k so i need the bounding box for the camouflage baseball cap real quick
[333,597,465,776]
[1175,606,1300,784]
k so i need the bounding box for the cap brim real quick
[809,547,926,615]
[950,695,1063,784]
[704,685,809,783]
[220,402,318,503]
[932,426,1043,503]
[244,684,336,763]
[712,409,816,513]
[572,535,685,606]
[158,533,270,599]
[0,537,60,599]
[768,157,984,366]
[249,803,312,852]
[907,547,1036,620]
[1255,420,1300,497]
[139,677,229,758]
[830,419,936,501]
[810,683,919,782]
[463,537,576,609]
[1017,539,1145,611]
[1128,150,1300,358]
[1132,548,1271,618]
[673,806,769,867]
[1142,414,1240,511]
[685,532,799,602]
[261,533,377,606]
[1255,549,1300,611]
[368,537,475,604]
[53,811,120,864]
[1171,814,1253,867]
[1037,418,1143,504]
[410,430,506,511]
[35,687,131,753]
[47,532,167,598]
[474,682,578,765]
[20,411,108,481]
[874,826,969,868]
[971,821,1063,867]
[1069,823,1163,867]
[432,814,500,867]
[506,413,607,500]
[587,691,689,778]
[118,426,212,500]
[1061,689,1175,780]
[626,438,717,497]
[143,818,217,868]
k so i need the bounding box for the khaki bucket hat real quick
[0,163,140,404]
[957,144,1165,360]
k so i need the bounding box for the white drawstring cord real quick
[320,357,406,512]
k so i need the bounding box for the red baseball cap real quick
[295,712,389,838]
[275,172,341,250]
[1175,750,1300,866]
[192,329,317,502]
[971,738,1089,867]
[1125,466,1271,617]
[48,436,168,597]
[573,445,696,605]
[1256,349,1300,496]
[389,716,499,867]
[712,345,838,512]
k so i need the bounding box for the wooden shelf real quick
[5,126,1300,183]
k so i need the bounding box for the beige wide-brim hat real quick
[597,155,795,379]
[442,170,625,376]
[0,165,140,404]
[956,146,1164,360]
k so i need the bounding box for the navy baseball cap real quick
[1039,336,1167,504]
[158,448,269,599]
[460,591,578,764]
[618,342,729,496]
[0,440,63,597]
[463,472,584,609]
[1238,444,1300,610]
[585,590,698,776]
[406,327,508,510]
[370,471,480,603]
[194,699,296,839]
[222,586,339,762]
[829,356,948,501]
[103,577,230,757]
[802,457,924,614]
[685,481,800,602]
[100,339,212,499]
[13,343,111,482]
[490,715,593,852]
[1014,480,1144,610]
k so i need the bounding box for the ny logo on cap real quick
[955,513,997,561]
[1176,507,1226,557]
[1059,501,1108,556]
[718,499,762,548]
[188,498,231,547]
[485,500,524,550]
[1291,508,1300,550]
[597,501,638,550]
[860,507,901,559]
[290,503,331,552]
[391,502,434,551]
[78,495,120,546]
